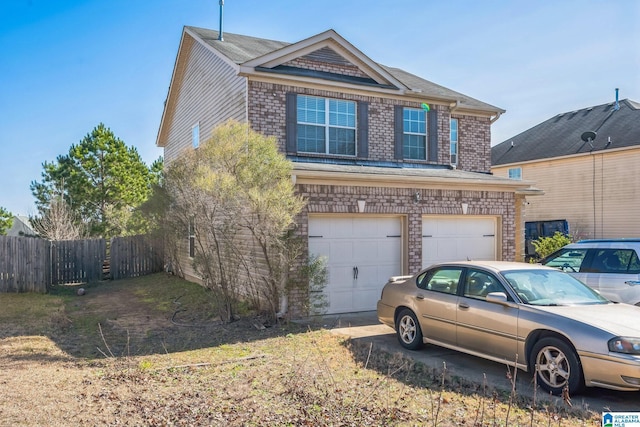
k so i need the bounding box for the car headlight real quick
[609,337,640,354]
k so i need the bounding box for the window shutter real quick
[357,102,369,158]
[286,93,297,153]
[394,105,403,160]
[428,109,438,161]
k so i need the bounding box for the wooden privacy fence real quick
[51,238,106,285]
[110,235,164,280]
[0,235,164,293]
[0,236,50,293]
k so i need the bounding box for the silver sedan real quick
[377,261,640,395]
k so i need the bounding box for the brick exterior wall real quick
[454,113,492,173]
[248,81,492,171]
[246,62,506,317]
[284,57,370,79]
[285,183,516,317]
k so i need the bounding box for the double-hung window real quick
[297,95,356,156]
[403,108,427,160]
[450,118,458,165]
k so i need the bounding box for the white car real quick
[541,239,640,305]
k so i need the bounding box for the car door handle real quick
[416,294,425,300]
[625,280,640,286]
[458,302,470,309]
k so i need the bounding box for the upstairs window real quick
[192,123,200,148]
[297,95,356,156]
[403,108,426,160]
[508,167,522,180]
[450,118,458,165]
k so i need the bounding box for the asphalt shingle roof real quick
[492,99,640,166]
[186,26,503,114]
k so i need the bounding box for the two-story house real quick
[156,26,538,315]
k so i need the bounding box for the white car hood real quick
[535,303,640,336]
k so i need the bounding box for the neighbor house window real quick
[297,95,356,155]
[508,167,522,180]
[450,118,458,165]
[188,218,195,258]
[192,123,200,148]
[403,108,427,160]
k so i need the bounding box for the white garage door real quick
[308,216,402,314]
[422,216,496,267]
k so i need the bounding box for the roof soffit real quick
[291,164,537,193]
[240,29,408,90]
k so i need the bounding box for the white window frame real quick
[508,167,522,180]
[403,107,427,160]
[450,118,458,165]
[192,122,200,149]
[297,95,357,156]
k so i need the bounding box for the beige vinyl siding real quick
[163,34,247,163]
[493,147,640,239]
[173,221,272,302]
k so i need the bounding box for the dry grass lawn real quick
[0,273,601,426]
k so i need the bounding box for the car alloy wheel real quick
[396,309,423,350]
[532,337,583,395]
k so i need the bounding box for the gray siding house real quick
[157,26,537,315]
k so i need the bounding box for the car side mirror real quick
[486,292,510,305]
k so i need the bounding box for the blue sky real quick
[1,0,638,215]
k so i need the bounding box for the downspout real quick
[276,295,288,319]
[490,111,502,124]
[276,271,288,318]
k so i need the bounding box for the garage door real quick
[308,216,402,314]
[422,216,496,267]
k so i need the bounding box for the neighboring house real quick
[156,26,538,315]
[6,216,37,237]
[492,95,640,242]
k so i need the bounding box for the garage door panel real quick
[352,290,380,311]
[309,216,402,314]
[423,217,496,267]
[327,290,354,313]
[377,238,402,261]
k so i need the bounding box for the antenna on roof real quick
[218,0,224,41]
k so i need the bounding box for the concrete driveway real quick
[300,311,640,413]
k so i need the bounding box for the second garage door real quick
[422,216,497,267]
[308,216,402,314]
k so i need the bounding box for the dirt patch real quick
[0,274,600,426]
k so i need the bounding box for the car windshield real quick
[501,269,609,306]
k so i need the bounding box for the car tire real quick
[531,337,584,396]
[396,309,423,350]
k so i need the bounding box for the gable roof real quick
[492,99,640,166]
[183,26,504,114]
[6,215,37,237]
